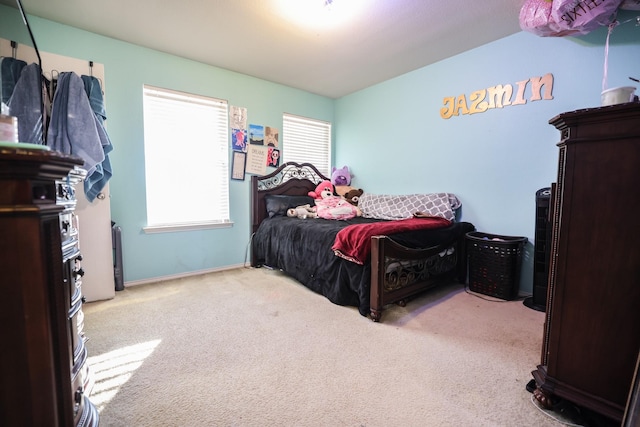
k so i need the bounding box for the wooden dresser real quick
[532,103,640,423]
[0,145,99,426]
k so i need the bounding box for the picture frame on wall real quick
[231,151,246,181]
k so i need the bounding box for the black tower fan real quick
[524,187,551,312]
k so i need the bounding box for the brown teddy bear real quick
[343,188,364,206]
[342,188,364,217]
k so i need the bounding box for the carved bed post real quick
[369,236,384,322]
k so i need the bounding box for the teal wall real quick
[2,5,638,294]
[335,11,640,294]
[1,5,334,284]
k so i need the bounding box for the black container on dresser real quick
[0,145,99,426]
[531,103,640,424]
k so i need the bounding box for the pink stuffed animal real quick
[308,180,358,219]
[315,196,359,220]
[308,180,335,200]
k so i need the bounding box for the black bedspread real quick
[252,216,474,316]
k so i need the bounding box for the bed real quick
[250,162,475,322]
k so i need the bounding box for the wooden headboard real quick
[250,162,329,236]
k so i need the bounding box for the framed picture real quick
[231,151,246,181]
[246,145,268,175]
[267,147,280,167]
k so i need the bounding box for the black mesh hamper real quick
[466,231,528,300]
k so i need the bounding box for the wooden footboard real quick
[369,234,467,322]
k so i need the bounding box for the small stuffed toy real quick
[343,188,364,206]
[331,166,352,186]
[287,204,317,219]
[308,180,335,200]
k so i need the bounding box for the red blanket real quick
[332,217,451,265]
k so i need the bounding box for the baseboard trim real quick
[123,264,247,288]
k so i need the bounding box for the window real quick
[282,113,331,176]
[142,85,230,232]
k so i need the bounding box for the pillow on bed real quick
[359,193,459,221]
[264,195,315,218]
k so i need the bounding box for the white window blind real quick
[282,113,331,176]
[142,85,230,231]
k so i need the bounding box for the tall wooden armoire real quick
[532,103,640,423]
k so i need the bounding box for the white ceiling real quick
[1,0,525,98]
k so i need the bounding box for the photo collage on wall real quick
[230,105,280,180]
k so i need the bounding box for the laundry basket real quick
[466,231,528,300]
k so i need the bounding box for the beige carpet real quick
[83,267,572,426]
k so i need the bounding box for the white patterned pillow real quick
[359,193,459,221]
